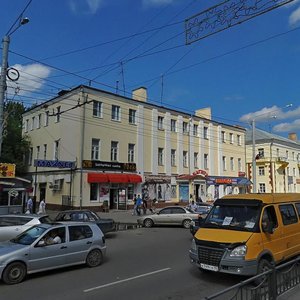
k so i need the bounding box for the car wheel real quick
[183,219,191,229]
[86,249,103,267]
[254,258,273,285]
[144,218,154,228]
[2,262,27,285]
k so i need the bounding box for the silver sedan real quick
[0,222,106,284]
[0,214,52,242]
[137,206,200,229]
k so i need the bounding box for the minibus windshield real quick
[203,205,260,232]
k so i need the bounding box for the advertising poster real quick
[99,184,109,202]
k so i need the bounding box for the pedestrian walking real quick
[132,194,137,215]
[136,194,142,216]
[26,197,33,214]
[38,199,46,214]
[142,198,147,215]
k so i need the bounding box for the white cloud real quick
[273,119,300,132]
[289,6,300,26]
[142,0,174,7]
[239,105,296,123]
[7,63,51,97]
[69,0,103,15]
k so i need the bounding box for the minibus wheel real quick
[255,258,273,285]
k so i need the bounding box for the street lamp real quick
[251,104,292,193]
[0,16,29,157]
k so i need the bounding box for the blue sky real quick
[1,0,300,139]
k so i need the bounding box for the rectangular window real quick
[28,147,33,166]
[222,156,226,171]
[183,122,188,134]
[230,157,234,171]
[129,109,136,124]
[56,106,61,123]
[204,126,208,139]
[279,204,298,225]
[112,105,121,121]
[54,140,60,160]
[259,183,266,193]
[286,150,289,159]
[128,143,135,162]
[221,131,226,143]
[43,144,47,160]
[31,116,35,130]
[91,139,100,160]
[93,101,103,117]
[171,119,176,132]
[37,114,41,129]
[292,152,295,161]
[171,149,176,166]
[25,119,29,132]
[193,124,198,136]
[90,183,98,201]
[36,146,40,159]
[229,133,234,144]
[258,148,264,158]
[194,152,198,168]
[238,158,242,172]
[276,148,280,157]
[237,134,241,146]
[158,148,164,166]
[204,154,208,169]
[258,166,265,176]
[158,116,164,130]
[44,111,49,127]
[111,141,119,161]
[183,151,188,167]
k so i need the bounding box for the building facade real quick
[22,85,248,210]
[246,129,300,193]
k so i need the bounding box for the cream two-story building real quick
[246,129,300,193]
[22,85,248,210]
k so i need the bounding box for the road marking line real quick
[83,267,171,293]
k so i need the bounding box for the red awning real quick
[88,173,142,183]
[88,173,109,183]
[128,174,142,183]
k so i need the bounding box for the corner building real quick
[22,85,248,210]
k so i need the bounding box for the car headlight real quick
[191,238,197,251]
[230,245,247,257]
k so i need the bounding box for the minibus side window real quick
[295,203,300,218]
[279,204,298,225]
[261,206,278,232]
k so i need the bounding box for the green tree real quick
[1,101,31,175]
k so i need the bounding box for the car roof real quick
[57,210,95,214]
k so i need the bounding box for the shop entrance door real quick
[109,188,118,209]
[118,188,127,210]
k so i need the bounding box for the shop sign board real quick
[34,160,75,169]
[0,163,16,178]
[83,160,136,172]
[192,169,208,177]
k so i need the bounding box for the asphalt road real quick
[1,227,243,300]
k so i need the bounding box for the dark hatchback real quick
[54,210,116,235]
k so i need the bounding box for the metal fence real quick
[203,256,300,300]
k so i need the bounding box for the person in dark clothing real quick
[142,198,147,215]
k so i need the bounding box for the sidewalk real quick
[47,208,141,224]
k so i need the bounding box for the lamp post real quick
[251,104,292,193]
[0,17,29,157]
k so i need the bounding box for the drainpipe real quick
[79,89,87,210]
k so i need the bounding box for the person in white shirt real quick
[45,230,62,245]
[189,200,198,212]
[38,199,46,214]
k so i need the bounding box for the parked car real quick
[189,204,212,235]
[0,222,106,284]
[54,210,116,235]
[0,214,52,242]
[137,206,201,229]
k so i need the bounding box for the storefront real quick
[206,176,252,200]
[84,160,142,210]
[143,175,172,202]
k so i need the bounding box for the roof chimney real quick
[132,87,147,102]
[288,132,298,141]
[195,107,211,120]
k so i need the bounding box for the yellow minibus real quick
[189,193,300,276]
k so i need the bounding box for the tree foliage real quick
[1,101,31,175]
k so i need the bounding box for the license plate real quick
[200,263,218,272]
